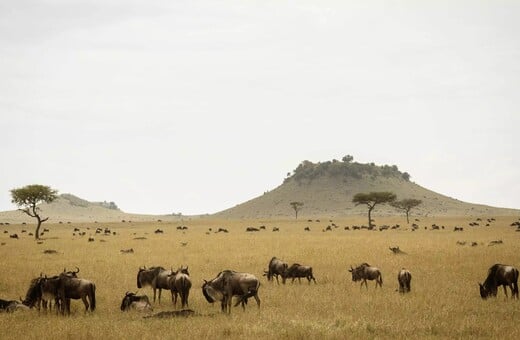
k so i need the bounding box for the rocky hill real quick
[215,158,519,219]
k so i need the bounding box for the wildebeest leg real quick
[298,277,302,284]
[82,296,89,312]
[152,287,157,303]
[158,288,162,304]
[503,285,508,298]
[253,293,260,309]
[275,275,279,285]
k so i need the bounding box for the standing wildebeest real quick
[202,270,260,314]
[264,257,288,284]
[479,264,519,299]
[397,268,412,293]
[282,263,316,284]
[349,263,383,289]
[120,292,153,312]
[168,266,192,309]
[136,266,173,304]
[58,268,96,314]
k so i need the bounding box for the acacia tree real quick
[352,192,396,227]
[10,184,58,239]
[289,201,304,219]
[391,198,422,224]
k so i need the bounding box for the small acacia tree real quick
[289,201,304,219]
[352,191,396,227]
[391,198,422,224]
[10,184,58,239]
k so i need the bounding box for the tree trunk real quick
[35,215,42,240]
[405,209,410,224]
[368,207,373,227]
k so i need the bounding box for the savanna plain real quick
[1,216,519,339]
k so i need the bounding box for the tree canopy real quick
[352,191,396,227]
[289,201,304,219]
[391,198,422,224]
[10,184,58,239]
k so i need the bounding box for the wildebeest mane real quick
[22,277,42,308]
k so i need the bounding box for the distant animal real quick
[488,240,503,246]
[120,248,134,254]
[154,229,163,234]
[272,227,279,232]
[282,263,316,284]
[397,269,412,293]
[246,227,259,232]
[120,292,153,312]
[264,257,288,284]
[168,266,191,309]
[453,226,464,232]
[349,263,383,289]
[202,270,260,314]
[9,234,18,239]
[136,266,172,303]
[304,227,310,231]
[479,264,518,299]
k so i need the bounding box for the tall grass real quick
[0,216,519,339]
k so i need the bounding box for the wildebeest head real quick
[21,276,44,308]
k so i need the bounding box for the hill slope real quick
[0,193,176,223]
[215,159,519,219]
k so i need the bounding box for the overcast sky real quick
[1,0,519,215]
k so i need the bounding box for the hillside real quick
[0,193,177,224]
[215,159,519,219]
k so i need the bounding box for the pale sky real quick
[1,0,519,215]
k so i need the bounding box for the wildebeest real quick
[264,257,288,285]
[397,268,412,293]
[120,292,153,312]
[58,268,96,314]
[168,266,192,309]
[136,266,173,303]
[0,299,29,313]
[282,263,316,284]
[202,270,260,314]
[479,264,519,299]
[349,263,383,289]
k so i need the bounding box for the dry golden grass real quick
[1,215,519,339]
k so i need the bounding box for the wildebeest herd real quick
[1,258,518,315]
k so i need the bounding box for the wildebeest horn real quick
[74,267,80,273]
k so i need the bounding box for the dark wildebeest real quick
[282,263,316,284]
[136,266,173,303]
[120,292,153,312]
[264,257,288,285]
[58,267,96,314]
[397,268,412,293]
[202,270,260,314]
[349,263,383,289]
[21,277,44,310]
[479,264,519,299]
[168,266,191,309]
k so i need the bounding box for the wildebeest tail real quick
[90,283,96,311]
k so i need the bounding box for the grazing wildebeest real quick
[479,264,519,299]
[21,277,43,310]
[264,257,288,285]
[58,268,96,314]
[397,268,412,293]
[120,292,153,312]
[136,266,172,303]
[169,266,192,309]
[202,270,260,314]
[349,263,383,289]
[282,263,316,284]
